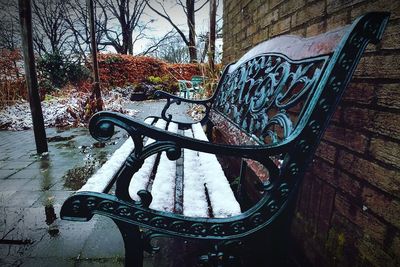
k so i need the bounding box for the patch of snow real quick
[149,122,178,212]
[129,119,167,201]
[0,88,138,130]
[182,128,209,217]
[79,117,154,193]
[191,123,241,218]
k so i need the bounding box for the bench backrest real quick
[210,12,389,199]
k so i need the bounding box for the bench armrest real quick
[154,90,214,126]
[90,111,287,184]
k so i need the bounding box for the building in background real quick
[222,1,400,266]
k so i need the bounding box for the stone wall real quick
[223,0,400,266]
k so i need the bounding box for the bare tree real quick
[139,28,176,56]
[31,0,72,56]
[0,0,21,50]
[146,0,209,62]
[95,0,149,54]
[63,0,108,62]
[148,34,190,63]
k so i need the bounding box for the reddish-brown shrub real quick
[0,49,27,106]
[88,53,203,91]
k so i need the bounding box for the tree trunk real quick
[87,0,102,111]
[18,0,48,154]
[209,0,216,72]
[187,0,197,62]
[128,32,133,55]
[121,30,130,54]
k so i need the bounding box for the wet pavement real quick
[0,100,199,267]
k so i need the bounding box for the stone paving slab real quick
[0,100,201,266]
[0,124,130,266]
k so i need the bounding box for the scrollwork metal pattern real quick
[213,54,329,145]
[60,11,390,250]
[61,188,286,240]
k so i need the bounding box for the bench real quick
[178,75,205,99]
[60,12,389,267]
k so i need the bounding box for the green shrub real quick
[67,63,90,86]
[37,51,90,92]
[37,52,68,89]
[147,76,163,84]
[104,55,124,64]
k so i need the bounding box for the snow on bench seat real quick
[79,117,155,193]
[78,116,241,218]
[186,123,241,218]
[128,121,241,218]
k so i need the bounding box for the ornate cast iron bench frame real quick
[61,13,389,267]
[178,75,206,99]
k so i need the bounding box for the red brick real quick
[310,158,336,186]
[342,107,374,130]
[323,124,368,153]
[337,150,400,196]
[316,183,336,240]
[261,9,279,28]
[315,141,337,164]
[309,178,324,234]
[327,0,365,14]
[291,1,326,27]
[270,17,291,37]
[357,235,397,266]
[355,54,400,79]
[331,106,342,123]
[326,212,363,266]
[270,0,285,9]
[350,0,400,20]
[369,138,400,167]
[343,82,376,105]
[336,170,362,200]
[334,193,387,244]
[381,21,400,50]
[390,232,400,259]
[296,172,312,215]
[326,12,350,31]
[301,173,314,219]
[376,83,400,109]
[338,107,400,140]
[368,111,400,140]
[279,0,306,18]
[306,21,326,37]
[362,186,400,228]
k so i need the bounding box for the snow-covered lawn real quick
[0,89,137,130]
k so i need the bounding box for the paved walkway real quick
[0,100,199,266]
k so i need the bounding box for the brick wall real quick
[223,0,400,266]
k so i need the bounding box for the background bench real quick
[61,12,389,267]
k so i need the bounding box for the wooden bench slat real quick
[182,128,210,217]
[190,123,241,218]
[127,121,241,218]
[129,119,167,201]
[149,122,179,212]
[79,117,155,193]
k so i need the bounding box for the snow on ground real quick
[0,88,137,131]
[80,118,155,193]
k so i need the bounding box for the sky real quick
[134,0,223,55]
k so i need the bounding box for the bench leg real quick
[114,220,144,267]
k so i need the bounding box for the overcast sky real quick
[135,0,223,53]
